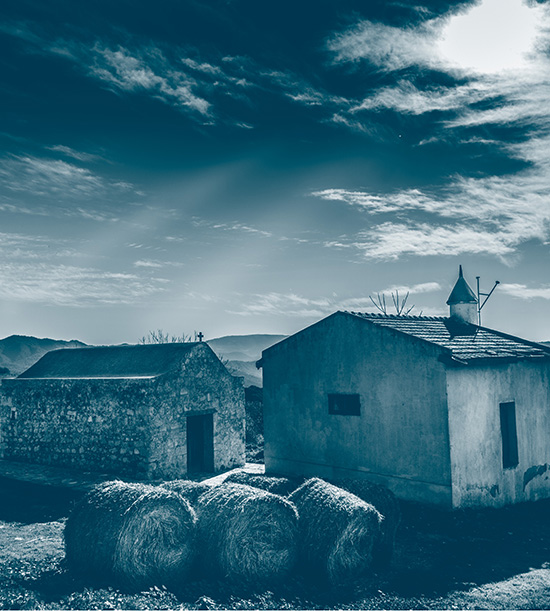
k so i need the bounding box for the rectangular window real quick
[328,393,361,416]
[500,401,518,469]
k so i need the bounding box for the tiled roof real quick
[346,312,550,364]
[17,343,200,379]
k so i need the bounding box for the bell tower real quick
[446,265,478,325]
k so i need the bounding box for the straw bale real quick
[195,482,299,585]
[160,479,214,506]
[64,480,197,590]
[333,478,401,566]
[222,471,299,496]
[288,478,382,585]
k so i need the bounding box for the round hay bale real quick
[333,478,401,567]
[160,480,214,506]
[222,471,300,497]
[195,482,299,585]
[64,480,197,590]
[288,478,383,585]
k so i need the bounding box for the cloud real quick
[314,1,550,262]
[191,218,273,238]
[325,0,550,138]
[229,283,441,318]
[228,292,335,318]
[0,262,167,306]
[327,19,442,72]
[0,154,141,221]
[350,80,490,116]
[90,45,211,116]
[134,260,163,268]
[499,283,550,300]
[0,231,168,306]
[385,282,442,294]
[1,21,355,128]
[134,259,185,268]
[46,145,106,163]
[324,223,517,260]
[327,0,547,76]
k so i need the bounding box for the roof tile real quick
[346,312,550,363]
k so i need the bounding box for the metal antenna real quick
[476,276,500,326]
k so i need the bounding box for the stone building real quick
[258,268,550,508]
[0,342,245,480]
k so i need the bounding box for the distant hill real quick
[0,335,86,376]
[0,333,286,385]
[207,334,286,362]
[207,334,286,387]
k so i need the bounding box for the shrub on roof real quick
[288,478,383,586]
[64,480,196,590]
[195,482,299,586]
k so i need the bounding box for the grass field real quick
[1,480,550,609]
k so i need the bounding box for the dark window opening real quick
[500,401,518,469]
[328,393,361,416]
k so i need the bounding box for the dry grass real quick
[160,479,214,506]
[289,478,383,585]
[3,495,550,609]
[222,472,300,497]
[64,480,197,590]
[332,478,401,567]
[195,482,299,586]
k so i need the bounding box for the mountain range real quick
[0,333,287,387]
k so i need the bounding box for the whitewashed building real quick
[259,268,550,508]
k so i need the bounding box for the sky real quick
[1,0,550,344]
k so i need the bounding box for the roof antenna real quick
[476,275,500,326]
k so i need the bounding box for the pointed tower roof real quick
[446,265,477,305]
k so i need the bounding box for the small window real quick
[500,401,518,469]
[328,393,361,416]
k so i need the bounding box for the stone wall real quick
[148,343,246,478]
[0,343,246,480]
[0,377,153,477]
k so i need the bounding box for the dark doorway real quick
[187,414,214,473]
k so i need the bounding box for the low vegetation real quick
[2,476,550,609]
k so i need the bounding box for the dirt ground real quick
[1,481,550,610]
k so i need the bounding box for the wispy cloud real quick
[314,0,550,261]
[0,230,168,306]
[89,45,212,116]
[229,283,442,318]
[228,292,333,317]
[354,223,516,260]
[499,283,550,300]
[133,259,185,268]
[0,154,141,221]
[0,262,167,306]
[46,145,106,164]
[1,21,354,128]
[191,217,273,237]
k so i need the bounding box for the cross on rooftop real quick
[197,331,204,342]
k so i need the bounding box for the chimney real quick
[446,265,478,325]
